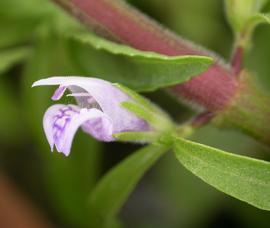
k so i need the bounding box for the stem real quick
[191,112,215,128]
[231,46,243,75]
[53,0,270,146]
[214,71,270,145]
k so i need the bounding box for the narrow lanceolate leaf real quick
[88,144,169,227]
[67,31,213,91]
[0,47,31,74]
[174,137,270,210]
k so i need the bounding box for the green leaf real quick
[89,144,169,227]
[0,0,49,18]
[0,47,31,74]
[0,0,81,48]
[67,31,213,91]
[225,0,268,33]
[174,137,270,210]
[224,0,270,47]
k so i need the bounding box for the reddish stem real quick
[191,112,215,128]
[231,46,243,75]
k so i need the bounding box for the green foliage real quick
[114,84,176,143]
[121,101,170,130]
[0,18,38,48]
[88,144,169,228]
[225,0,268,32]
[115,83,166,114]
[0,77,22,142]
[116,83,173,127]
[225,0,270,46]
[174,137,270,210]
[0,47,31,74]
[68,32,212,91]
[42,135,101,227]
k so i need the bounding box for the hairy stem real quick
[231,46,243,75]
[214,71,270,145]
[52,0,270,146]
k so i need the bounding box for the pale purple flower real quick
[32,76,149,156]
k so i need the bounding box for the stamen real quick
[66,93,91,97]
[52,85,66,101]
[80,108,88,114]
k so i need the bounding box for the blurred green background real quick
[0,0,270,227]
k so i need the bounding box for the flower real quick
[32,76,149,156]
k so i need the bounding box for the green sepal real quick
[115,83,169,118]
[121,101,173,131]
[113,131,159,143]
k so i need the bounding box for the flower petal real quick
[43,104,113,156]
[33,76,148,133]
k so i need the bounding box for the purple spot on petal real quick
[52,106,78,143]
